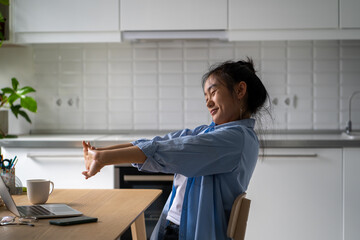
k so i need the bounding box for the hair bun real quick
[237,57,256,74]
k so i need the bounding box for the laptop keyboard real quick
[17,205,54,217]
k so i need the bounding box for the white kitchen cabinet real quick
[340,0,360,28]
[120,0,227,31]
[246,148,342,240]
[12,0,120,43]
[229,0,338,30]
[1,147,114,189]
[343,148,360,240]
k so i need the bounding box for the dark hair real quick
[202,58,269,116]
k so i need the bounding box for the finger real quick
[82,141,89,149]
[82,171,91,179]
[82,141,88,153]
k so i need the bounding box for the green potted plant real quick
[0,0,9,47]
[0,1,36,138]
[0,78,37,138]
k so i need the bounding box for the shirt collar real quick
[211,118,255,130]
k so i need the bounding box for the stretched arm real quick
[84,141,133,151]
[82,141,146,179]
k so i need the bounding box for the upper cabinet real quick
[120,0,227,31]
[228,0,360,41]
[340,0,360,28]
[9,0,360,43]
[12,0,120,43]
[229,0,338,30]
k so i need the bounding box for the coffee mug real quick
[26,179,54,204]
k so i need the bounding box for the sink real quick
[341,132,360,139]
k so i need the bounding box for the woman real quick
[82,59,269,240]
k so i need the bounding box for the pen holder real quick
[1,168,16,195]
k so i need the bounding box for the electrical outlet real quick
[271,95,296,109]
[53,96,63,108]
[53,96,80,110]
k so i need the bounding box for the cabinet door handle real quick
[262,154,318,158]
[124,175,174,182]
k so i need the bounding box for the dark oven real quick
[115,165,173,240]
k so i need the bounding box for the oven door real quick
[115,166,173,240]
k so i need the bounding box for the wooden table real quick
[0,189,162,240]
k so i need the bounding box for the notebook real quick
[0,176,83,219]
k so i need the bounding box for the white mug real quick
[26,179,54,204]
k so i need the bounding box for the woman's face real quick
[204,75,245,125]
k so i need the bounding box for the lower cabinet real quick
[1,147,114,189]
[246,148,342,240]
[343,148,360,240]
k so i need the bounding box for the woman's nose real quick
[206,99,214,108]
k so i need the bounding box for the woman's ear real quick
[236,81,247,100]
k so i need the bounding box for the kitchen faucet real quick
[346,90,360,134]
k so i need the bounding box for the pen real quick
[10,156,17,168]
[11,157,18,169]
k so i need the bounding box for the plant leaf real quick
[1,87,14,94]
[0,94,8,107]
[0,0,9,6]
[18,110,32,123]
[17,86,36,95]
[7,93,19,105]
[12,78,19,91]
[0,12,4,23]
[10,104,20,118]
[10,104,21,111]
[20,96,37,112]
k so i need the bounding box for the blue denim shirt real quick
[132,119,259,240]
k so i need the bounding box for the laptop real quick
[0,177,83,219]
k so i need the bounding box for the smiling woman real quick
[204,77,248,125]
[82,58,270,240]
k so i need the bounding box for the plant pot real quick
[0,110,31,137]
[0,110,9,135]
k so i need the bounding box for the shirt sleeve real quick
[131,125,208,169]
[133,126,258,177]
[131,125,208,146]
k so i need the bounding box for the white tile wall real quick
[16,40,358,131]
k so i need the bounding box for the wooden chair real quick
[227,193,251,240]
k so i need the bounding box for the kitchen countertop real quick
[0,131,360,148]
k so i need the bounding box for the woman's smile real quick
[210,108,218,116]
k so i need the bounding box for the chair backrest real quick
[227,193,251,240]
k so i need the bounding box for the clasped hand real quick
[82,141,105,179]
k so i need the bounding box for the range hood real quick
[122,30,228,41]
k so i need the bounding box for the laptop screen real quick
[0,176,21,216]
